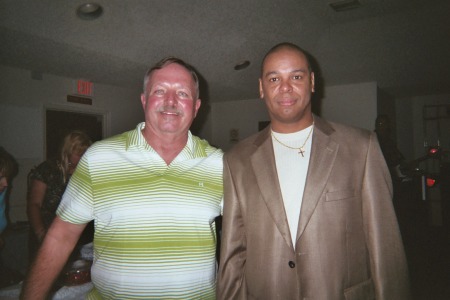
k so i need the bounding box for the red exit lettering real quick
[77,80,93,96]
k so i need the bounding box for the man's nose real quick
[280,80,292,92]
[164,90,177,104]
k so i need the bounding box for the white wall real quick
[211,98,269,151]
[0,65,143,222]
[320,81,378,131]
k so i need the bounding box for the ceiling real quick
[1,0,449,103]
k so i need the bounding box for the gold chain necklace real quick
[271,123,314,157]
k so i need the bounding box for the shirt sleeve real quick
[29,160,57,185]
[56,153,94,224]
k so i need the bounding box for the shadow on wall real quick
[307,50,324,117]
[190,69,210,137]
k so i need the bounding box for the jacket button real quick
[288,261,295,268]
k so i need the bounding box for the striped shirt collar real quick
[126,122,207,160]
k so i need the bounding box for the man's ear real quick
[259,78,264,99]
[194,98,201,117]
[140,93,147,109]
[311,72,315,93]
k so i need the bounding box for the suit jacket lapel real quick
[297,116,339,242]
[250,127,293,248]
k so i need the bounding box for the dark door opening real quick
[46,109,103,159]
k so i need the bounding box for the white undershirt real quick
[271,125,313,248]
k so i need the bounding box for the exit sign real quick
[76,80,94,96]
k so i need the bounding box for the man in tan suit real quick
[217,42,410,299]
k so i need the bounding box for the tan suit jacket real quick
[217,116,410,300]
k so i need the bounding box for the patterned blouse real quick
[29,159,67,230]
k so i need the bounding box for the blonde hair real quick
[59,131,92,182]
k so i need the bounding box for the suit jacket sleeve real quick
[363,132,411,299]
[217,156,247,299]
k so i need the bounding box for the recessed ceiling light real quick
[77,3,103,20]
[234,60,250,71]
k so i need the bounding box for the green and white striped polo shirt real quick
[57,123,223,299]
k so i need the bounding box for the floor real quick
[0,223,28,289]
[406,226,450,300]
[395,179,450,300]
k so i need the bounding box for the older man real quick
[21,57,223,299]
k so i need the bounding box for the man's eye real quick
[269,77,278,82]
[154,89,164,95]
[178,91,189,97]
[293,75,302,80]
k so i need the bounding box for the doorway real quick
[45,109,104,159]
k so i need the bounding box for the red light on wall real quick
[77,80,93,96]
[426,178,436,187]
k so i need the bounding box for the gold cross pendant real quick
[299,147,305,157]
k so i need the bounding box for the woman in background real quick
[0,147,18,237]
[27,131,92,260]
[0,147,19,288]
